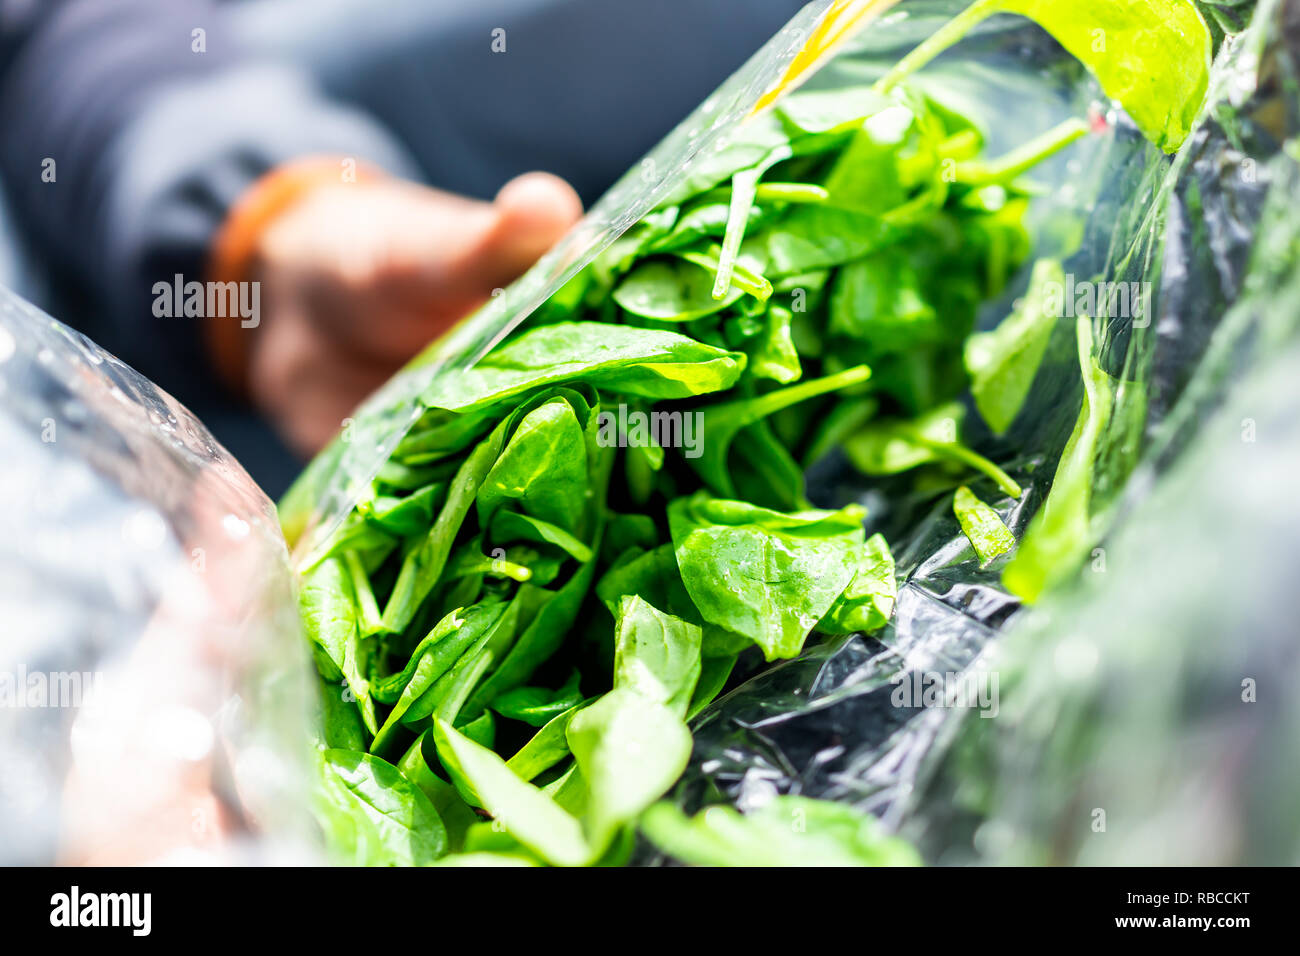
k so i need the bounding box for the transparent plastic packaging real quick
[0,290,313,864]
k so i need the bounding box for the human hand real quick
[244,172,582,456]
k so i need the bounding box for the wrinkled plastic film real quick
[913,0,1300,864]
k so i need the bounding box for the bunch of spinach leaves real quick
[286,0,1212,866]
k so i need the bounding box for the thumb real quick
[471,172,583,291]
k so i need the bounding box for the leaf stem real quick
[911,433,1023,498]
[955,117,1089,186]
[874,0,995,93]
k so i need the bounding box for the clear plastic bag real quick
[0,288,314,864]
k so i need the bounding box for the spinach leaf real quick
[844,401,1023,498]
[392,407,498,465]
[369,602,508,754]
[954,485,1017,565]
[299,557,378,734]
[489,511,593,564]
[965,258,1064,434]
[421,322,746,411]
[611,595,702,717]
[360,483,445,537]
[566,688,693,853]
[829,248,940,351]
[381,416,508,635]
[464,530,603,713]
[759,206,904,276]
[504,702,586,782]
[714,145,793,299]
[641,796,920,867]
[823,100,942,216]
[1003,315,1115,601]
[669,493,867,661]
[692,365,872,499]
[613,259,744,322]
[395,730,480,851]
[343,551,383,638]
[476,396,589,534]
[774,86,892,137]
[817,532,896,635]
[747,304,802,384]
[490,669,584,727]
[686,655,738,720]
[315,676,368,752]
[434,718,592,866]
[659,112,792,206]
[316,749,447,865]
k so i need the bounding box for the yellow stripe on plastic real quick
[753,0,902,114]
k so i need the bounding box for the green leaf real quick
[993,0,1209,152]
[505,702,586,782]
[966,258,1064,434]
[433,718,592,866]
[641,796,921,867]
[692,365,872,499]
[646,198,776,255]
[613,259,743,322]
[686,655,738,720]
[1003,315,1115,602]
[298,557,377,735]
[394,731,480,852]
[315,675,368,752]
[360,483,445,536]
[489,510,593,564]
[748,305,802,384]
[829,248,940,351]
[465,533,603,713]
[759,206,904,276]
[369,602,508,754]
[422,322,746,411]
[953,485,1017,565]
[823,100,940,215]
[596,543,702,628]
[669,493,867,661]
[612,595,702,717]
[392,407,498,466]
[566,688,693,852]
[490,670,584,727]
[817,532,897,635]
[844,401,1023,498]
[774,86,892,136]
[381,417,508,635]
[477,397,588,533]
[714,144,793,299]
[316,749,448,865]
[659,112,792,206]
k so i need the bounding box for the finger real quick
[483,171,584,283]
[366,172,581,356]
